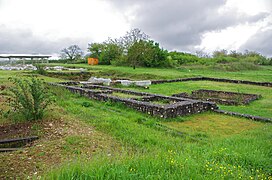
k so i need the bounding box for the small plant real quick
[7,77,53,121]
[82,101,92,107]
[34,64,47,75]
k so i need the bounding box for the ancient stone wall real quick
[49,81,271,122]
[50,82,217,118]
[213,109,271,123]
[173,89,261,105]
[152,77,272,87]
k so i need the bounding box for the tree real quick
[61,45,83,62]
[127,40,145,69]
[102,43,123,65]
[86,28,154,67]
[87,43,105,59]
[127,40,168,69]
[88,41,122,65]
[119,28,150,53]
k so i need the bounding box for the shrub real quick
[168,51,199,65]
[7,77,53,121]
[34,64,47,75]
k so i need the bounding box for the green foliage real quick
[7,77,53,121]
[88,42,123,65]
[168,49,271,68]
[101,43,123,65]
[86,29,271,68]
[81,101,92,107]
[127,40,169,68]
[87,29,169,68]
[34,64,47,75]
[87,42,104,59]
[168,51,199,65]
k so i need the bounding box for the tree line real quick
[60,28,272,68]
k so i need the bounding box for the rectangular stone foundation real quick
[49,82,217,118]
[173,89,261,105]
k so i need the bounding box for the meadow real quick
[0,65,271,179]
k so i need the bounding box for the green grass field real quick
[0,65,271,179]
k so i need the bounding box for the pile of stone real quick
[116,80,152,87]
[87,77,112,86]
[84,77,152,87]
[44,66,86,71]
[44,66,64,71]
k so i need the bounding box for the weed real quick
[7,77,54,121]
[81,101,92,107]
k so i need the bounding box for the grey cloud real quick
[108,0,270,51]
[0,25,89,55]
[240,27,272,57]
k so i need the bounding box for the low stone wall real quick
[93,93,217,118]
[152,77,272,87]
[58,81,80,86]
[83,85,197,102]
[173,89,261,105]
[213,109,271,123]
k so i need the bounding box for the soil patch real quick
[0,121,38,140]
[0,118,121,179]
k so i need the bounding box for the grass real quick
[162,113,263,138]
[47,63,272,82]
[0,65,271,179]
[111,92,143,99]
[45,87,272,179]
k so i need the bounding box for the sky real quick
[0,0,271,57]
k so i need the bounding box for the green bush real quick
[34,64,47,75]
[7,77,53,121]
[168,51,199,65]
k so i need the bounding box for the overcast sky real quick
[0,0,271,57]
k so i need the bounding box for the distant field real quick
[0,65,271,179]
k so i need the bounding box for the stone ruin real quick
[50,82,217,118]
[172,89,261,106]
[48,74,272,122]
